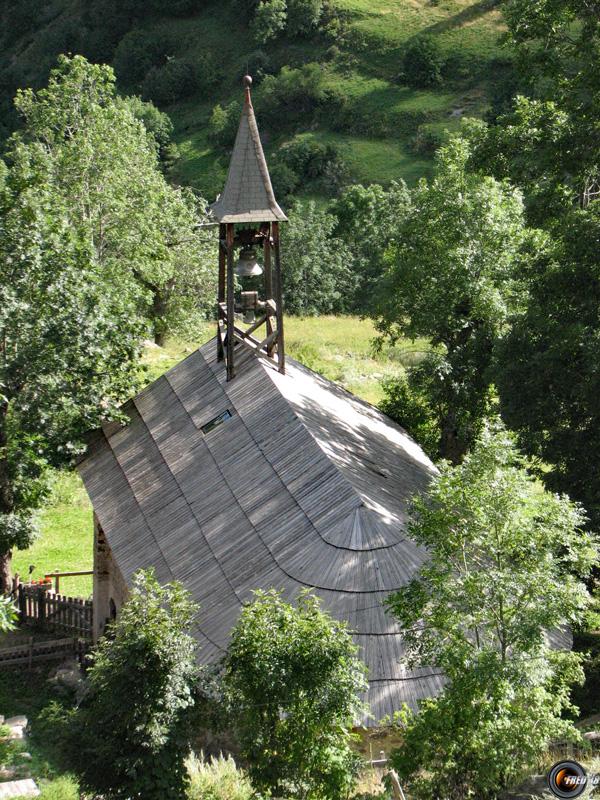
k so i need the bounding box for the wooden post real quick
[388,770,407,800]
[263,225,274,357]
[226,223,235,381]
[38,588,46,629]
[272,222,285,374]
[217,223,226,362]
[17,582,26,626]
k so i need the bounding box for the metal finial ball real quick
[243,74,253,88]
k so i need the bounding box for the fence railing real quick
[15,581,93,640]
[44,570,93,593]
[0,636,86,667]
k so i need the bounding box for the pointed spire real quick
[210,75,287,224]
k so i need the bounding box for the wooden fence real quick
[0,636,86,668]
[15,582,93,640]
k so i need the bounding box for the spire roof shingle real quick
[210,79,287,224]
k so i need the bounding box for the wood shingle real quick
[78,338,439,725]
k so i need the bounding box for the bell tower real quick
[210,75,287,380]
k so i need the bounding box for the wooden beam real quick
[272,222,285,374]
[226,223,235,380]
[217,223,226,362]
[264,225,274,357]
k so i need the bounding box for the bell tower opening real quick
[210,75,287,380]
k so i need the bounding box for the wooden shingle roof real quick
[209,81,287,224]
[78,339,442,724]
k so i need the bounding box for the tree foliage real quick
[403,34,445,88]
[331,180,410,309]
[0,55,214,591]
[66,570,199,800]
[373,139,532,462]
[0,140,143,592]
[462,0,600,524]
[387,422,598,799]
[12,55,215,344]
[252,0,288,44]
[224,589,366,800]
[495,205,600,528]
[281,200,357,315]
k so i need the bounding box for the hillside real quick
[0,0,507,202]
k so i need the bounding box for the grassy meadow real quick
[13,316,427,598]
[163,0,506,195]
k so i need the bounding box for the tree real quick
[331,181,410,310]
[286,0,323,37]
[12,56,215,346]
[464,1,600,521]
[387,422,598,799]
[0,146,144,593]
[372,139,533,462]
[123,95,180,172]
[251,0,287,44]
[224,589,367,800]
[403,34,445,88]
[495,205,600,529]
[113,29,171,88]
[281,200,357,315]
[67,570,199,800]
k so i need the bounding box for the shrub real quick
[64,570,200,800]
[411,125,444,156]
[403,33,444,88]
[114,29,172,87]
[239,49,272,82]
[251,0,287,44]
[224,589,367,800]
[270,160,300,200]
[379,372,439,460]
[142,58,202,105]
[187,754,254,800]
[257,63,329,129]
[272,137,349,196]
[287,0,323,36]
[208,100,241,149]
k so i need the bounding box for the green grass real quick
[164,0,506,196]
[0,663,80,798]
[12,472,93,599]
[1,0,507,199]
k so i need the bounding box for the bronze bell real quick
[235,246,263,277]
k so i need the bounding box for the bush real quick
[403,33,445,88]
[251,0,287,44]
[142,58,216,106]
[63,570,200,800]
[287,0,323,36]
[274,138,348,194]
[239,49,272,83]
[270,160,300,200]
[114,29,172,87]
[208,100,241,149]
[411,125,444,156]
[257,63,330,130]
[224,590,367,800]
[187,754,254,800]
